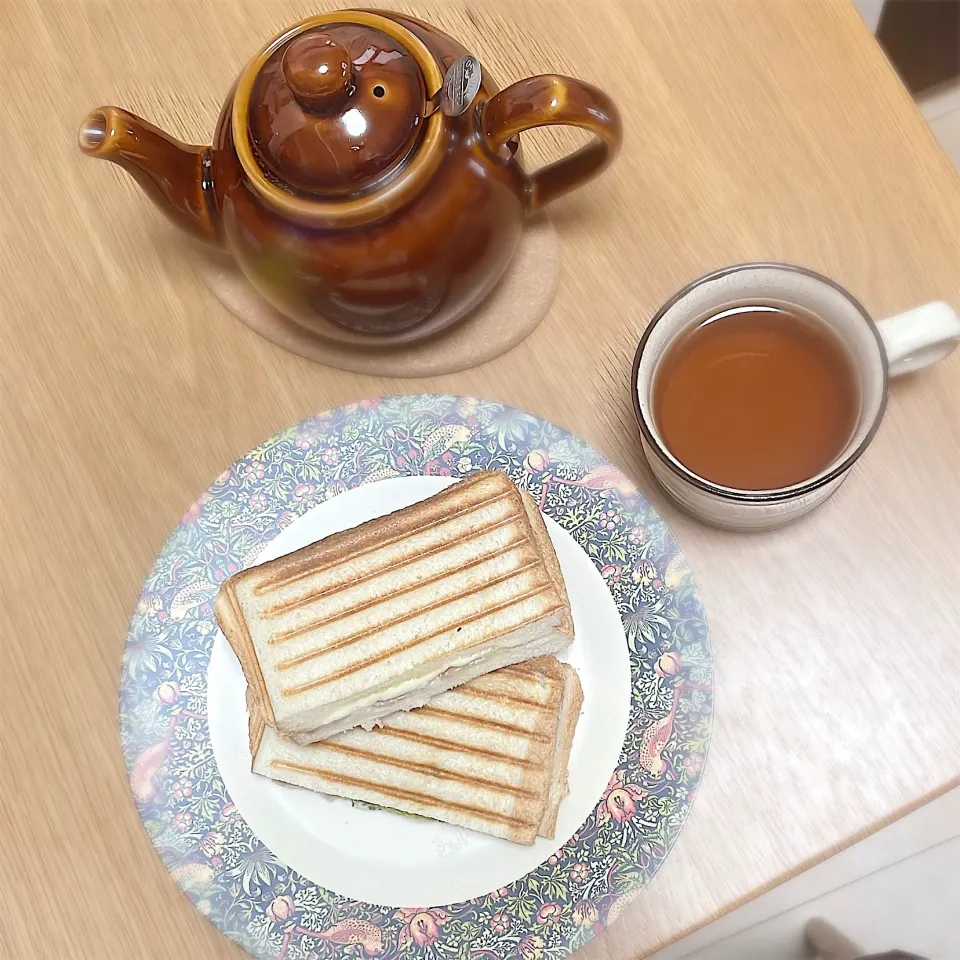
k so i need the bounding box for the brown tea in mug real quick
[653,305,860,490]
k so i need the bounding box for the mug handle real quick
[876,301,960,376]
[481,75,622,213]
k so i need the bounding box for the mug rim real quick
[630,261,891,504]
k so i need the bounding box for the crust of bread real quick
[215,584,275,726]
[538,661,583,838]
[247,686,266,761]
[520,490,574,639]
[227,471,522,596]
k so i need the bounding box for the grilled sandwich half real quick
[248,656,583,844]
[216,471,574,744]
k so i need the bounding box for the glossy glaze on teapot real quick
[79,10,622,345]
[250,23,426,195]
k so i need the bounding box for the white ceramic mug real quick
[631,263,960,531]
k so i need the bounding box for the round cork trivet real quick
[198,215,559,377]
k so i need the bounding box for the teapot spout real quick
[79,106,221,246]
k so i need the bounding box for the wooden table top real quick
[3,1,960,957]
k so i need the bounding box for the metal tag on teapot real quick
[441,56,482,117]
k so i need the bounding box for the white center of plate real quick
[207,476,630,907]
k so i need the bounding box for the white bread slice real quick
[248,657,583,844]
[217,472,574,744]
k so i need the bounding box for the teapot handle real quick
[481,75,622,213]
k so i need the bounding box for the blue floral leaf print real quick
[222,841,284,897]
[123,628,173,680]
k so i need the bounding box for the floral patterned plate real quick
[121,394,712,960]
[208,471,633,909]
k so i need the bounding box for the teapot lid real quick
[233,11,446,226]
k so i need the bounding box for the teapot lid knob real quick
[282,33,353,112]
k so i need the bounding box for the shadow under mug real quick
[631,263,960,531]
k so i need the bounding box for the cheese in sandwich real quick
[248,656,583,844]
[216,471,574,744]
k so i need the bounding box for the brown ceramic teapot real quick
[79,10,621,346]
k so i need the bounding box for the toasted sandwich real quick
[216,471,574,744]
[248,656,583,844]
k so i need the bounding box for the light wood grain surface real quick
[2,1,960,958]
